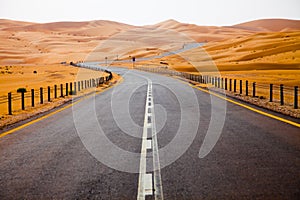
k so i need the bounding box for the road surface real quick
[0,68,299,199]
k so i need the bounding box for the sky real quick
[0,0,299,26]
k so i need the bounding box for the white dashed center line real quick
[137,81,163,200]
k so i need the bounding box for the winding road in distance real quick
[0,67,299,199]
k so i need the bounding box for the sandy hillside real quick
[148,19,255,42]
[233,19,300,32]
[155,31,300,72]
[0,18,299,72]
[0,19,134,64]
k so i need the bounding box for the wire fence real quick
[0,73,113,115]
[136,66,299,109]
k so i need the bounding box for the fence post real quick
[240,80,242,94]
[40,87,43,104]
[214,77,217,87]
[294,86,298,109]
[280,84,284,105]
[66,83,68,96]
[31,89,34,107]
[234,79,237,93]
[48,86,51,102]
[253,82,256,97]
[21,91,25,110]
[225,78,227,90]
[229,79,232,91]
[221,78,224,89]
[74,82,77,95]
[8,92,12,115]
[246,81,248,96]
[70,82,73,95]
[54,85,57,98]
[270,84,273,102]
[60,84,63,97]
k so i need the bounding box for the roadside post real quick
[132,57,136,69]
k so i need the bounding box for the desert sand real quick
[0,18,299,113]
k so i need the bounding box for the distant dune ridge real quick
[0,18,299,67]
[233,19,300,32]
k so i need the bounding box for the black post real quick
[234,79,237,93]
[31,89,34,107]
[60,84,63,97]
[78,81,81,91]
[294,86,298,109]
[21,91,25,110]
[81,81,84,90]
[270,84,273,102]
[70,82,73,95]
[246,81,248,96]
[253,82,256,97]
[225,78,227,90]
[40,87,43,104]
[240,80,242,94]
[221,78,224,89]
[229,79,232,91]
[48,86,51,102]
[218,78,220,88]
[66,83,68,96]
[8,92,12,115]
[54,85,57,99]
[74,82,77,95]
[280,84,284,105]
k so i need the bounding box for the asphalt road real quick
[0,68,299,199]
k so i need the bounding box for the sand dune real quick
[0,19,36,29]
[138,31,300,73]
[234,19,300,32]
[2,20,134,36]
[0,18,299,67]
[149,19,255,42]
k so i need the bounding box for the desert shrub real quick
[33,70,37,74]
[259,96,265,99]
